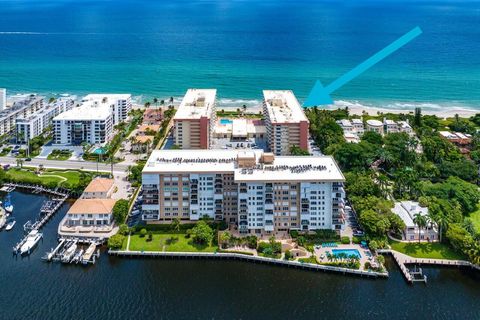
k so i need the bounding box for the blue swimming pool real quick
[220,119,233,125]
[331,249,361,258]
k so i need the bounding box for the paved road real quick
[0,156,129,174]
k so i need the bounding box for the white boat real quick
[5,220,16,231]
[4,204,13,214]
[0,210,6,229]
[61,243,77,263]
[20,230,43,255]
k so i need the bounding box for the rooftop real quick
[263,90,308,124]
[366,119,383,126]
[174,89,216,120]
[53,103,112,121]
[392,201,429,228]
[67,198,116,215]
[143,149,344,182]
[84,178,114,193]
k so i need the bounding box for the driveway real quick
[37,145,85,161]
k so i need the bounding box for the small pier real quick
[378,249,473,283]
[0,185,16,193]
[43,238,100,265]
[8,183,69,255]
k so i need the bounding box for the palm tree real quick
[170,217,181,232]
[428,212,447,243]
[153,98,158,109]
[242,104,247,115]
[144,101,151,108]
[413,213,427,243]
[377,174,390,198]
[169,96,174,107]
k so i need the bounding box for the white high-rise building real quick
[141,149,346,235]
[0,88,6,111]
[0,95,44,136]
[52,94,131,145]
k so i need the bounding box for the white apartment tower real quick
[52,94,131,145]
[142,149,346,234]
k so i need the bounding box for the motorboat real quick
[61,243,77,263]
[5,219,16,231]
[20,230,43,255]
[0,210,6,229]
[4,195,13,214]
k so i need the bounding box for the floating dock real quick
[8,183,69,255]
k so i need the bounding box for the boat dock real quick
[9,183,69,255]
[378,249,474,283]
[0,185,16,193]
[43,238,100,265]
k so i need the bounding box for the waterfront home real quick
[391,201,438,241]
[58,198,118,238]
[81,178,115,199]
[366,119,384,135]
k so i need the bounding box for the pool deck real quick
[314,244,375,269]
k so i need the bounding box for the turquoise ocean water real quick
[0,0,479,111]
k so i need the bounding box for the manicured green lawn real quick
[6,168,63,185]
[127,233,217,252]
[389,240,465,260]
[467,207,480,234]
[6,168,96,188]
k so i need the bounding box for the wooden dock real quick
[8,183,69,255]
[378,249,476,283]
[109,249,389,279]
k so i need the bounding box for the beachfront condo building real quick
[262,90,309,155]
[0,88,6,111]
[16,97,75,143]
[141,149,346,235]
[52,94,131,145]
[0,95,44,136]
[173,89,217,149]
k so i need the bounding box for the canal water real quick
[0,191,479,320]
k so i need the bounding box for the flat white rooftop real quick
[143,149,344,182]
[53,104,111,121]
[54,93,130,121]
[263,90,308,124]
[174,89,216,120]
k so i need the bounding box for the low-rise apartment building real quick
[141,149,346,235]
[173,89,217,149]
[0,95,44,136]
[263,90,309,155]
[16,97,75,143]
[59,177,118,239]
[81,178,115,199]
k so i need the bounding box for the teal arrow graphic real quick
[304,26,423,107]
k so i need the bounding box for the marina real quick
[43,238,100,265]
[5,183,69,255]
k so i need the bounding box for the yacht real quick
[5,219,16,231]
[20,230,43,255]
[61,243,77,263]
